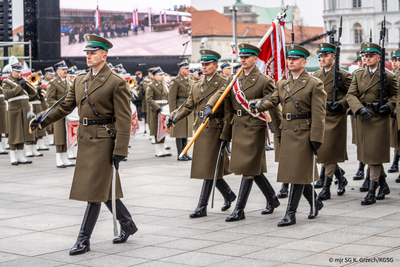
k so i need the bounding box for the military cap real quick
[107,63,115,70]
[9,56,22,72]
[286,44,310,58]
[84,34,113,51]
[44,66,55,74]
[390,50,397,59]
[35,70,44,78]
[54,60,68,70]
[70,65,78,72]
[362,42,381,55]
[151,66,165,75]
[316,49,321,58]
[360,42,370,53]
[67,67,76,76]
[220,61,232,69]
[238,43,261,57]
[317,43,335,54]
[233,65,242,71]
[199,49,221,63]
[178,59,190,69]
[356,50,362,59]
[189,68,195,74]
[2,64,11,75]
[198,71,204,76]
[114,63,123,70]
[147,67,157,73]
[396,49,400,59]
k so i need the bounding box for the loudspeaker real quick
[0,0,13,42]
[36,0,60,60]
[24,0,38,59]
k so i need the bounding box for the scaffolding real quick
[0,41,32,69]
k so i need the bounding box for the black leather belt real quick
[197,111,224,118]
[79,117,115,126]
[177,97,187,99]
[283,113,311,120]
[361,101,380,113]
[234,110,250,116]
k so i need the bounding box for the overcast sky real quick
[192,0,324,27]
[60,0,191,11]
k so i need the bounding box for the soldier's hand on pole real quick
[165,115,173,128]
[378,104,391,115]
[156,108,162,113]
[357,107,372,121]
[310,141,321,156]
[331,101,343,112]
[391,109,397,118]
[248,99,258,113]
[220,139,228,149]
[19,79,27,87]
[111,155,125,170]
[29,113,43,133]
[202,105,213,123]
[278,136,281,144]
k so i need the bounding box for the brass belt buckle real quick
[237,110,242,116]
[198,111,203,118]
[286,113,291,121]
[83,117,88,126]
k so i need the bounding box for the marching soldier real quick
[166,49,236,218]
[352,50,367,182]
[394,48,400,183]
[146,67,171,157]
[168,59,194,161]
[388,50,400,174]
[2,56,37,165]
[143,67,156,143]
[220,61,232,79]
[43,66,56,145]
[47,60,75,168]
[204,44,282,222]
[249,44,326,226]
[312,43,352,200]
[34,70,49,151]
[347,42,397,205]
[30,34,137,255]
[0,68,8,155]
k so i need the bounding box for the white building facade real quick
[323,0,400,63]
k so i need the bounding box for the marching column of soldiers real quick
[2,30,400,256]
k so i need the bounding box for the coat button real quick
[81,101,84,105]
[89,136,93,139]
[285,100,288,103]
[328,92,331,94]
[294,129,297,132]
[284,127,287,130]
[244,125,247,128]
[80,136,83,138]
[235,124,238,126]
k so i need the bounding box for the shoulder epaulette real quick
[309,75,322,83]
[340,68,349,74]
[385,68,393,75]
[353,68,364,74]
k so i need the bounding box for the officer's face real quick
[180,67,190,77]
[319,53,335,69]
[57,69,67,79]
[391,59,397,69]
[11,70,22,79]
[86,50,107,68]
[154,73,164,83]
[365,54,380,68]
[361,54,366,64]
[287,57,306,72]
[45,73,54,80]
[201,62,218,76]
[222,68,232,77]
[240,55,257,69]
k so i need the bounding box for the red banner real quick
[157,112,171,141]
[130,105,139,136]
[66,119,79,148]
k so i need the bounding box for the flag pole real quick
[178,8,292,160]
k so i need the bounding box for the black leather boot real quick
[337,172,348,196]
[277,183,289,198]
[360,168,370,192]
[333,167,345,185]
[353,161,365,180]
[69,203,101,255]
[176,138,188,161]
[104,199,138,243]
[396,173,400,183]
[226,178,253,222]
[182,138,191,160]
[376,174,390,200]
[303,184,324,219]
[254,174,280,214]
[388,154,399,173]
[314,166,325,188]
[190,180,213,218]
[318,177,332,200]
[278,184,304,227]
[361,181,378,205]
[216,179,236,211]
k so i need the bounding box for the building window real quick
[354,23,362,43]
[330,0,336,10]
[353,0,361,7]
[382,0,387,11]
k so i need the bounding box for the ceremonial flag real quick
[94,5,100,29]
[132,9,136,27]
[177,13,179,23]
[159,12,162,24]
[256,19,287,85]
[136,9,139,26]
[21,61,31,77]
[130,103,139,137]
[66,108,79,149]
[164,12,167,24]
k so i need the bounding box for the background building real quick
[323,0,400,63]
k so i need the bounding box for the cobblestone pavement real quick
[0,119,400,266]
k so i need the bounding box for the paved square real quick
[0,118,400,266]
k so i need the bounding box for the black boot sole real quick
[69,246,90,256]
[225,211,245,222]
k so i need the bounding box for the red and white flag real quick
[130,103,139,137]
[94,5,100,29]
[256,19,287,85]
